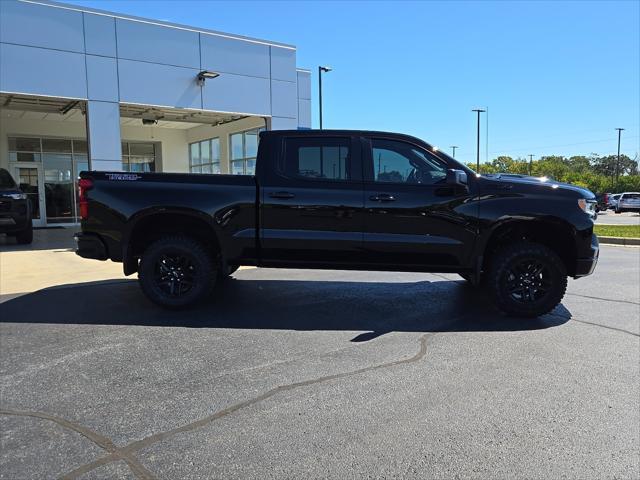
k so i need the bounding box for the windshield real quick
[0,169,17,189]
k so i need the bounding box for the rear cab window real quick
[280,136,360,182]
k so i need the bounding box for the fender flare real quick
[121,207,224,275]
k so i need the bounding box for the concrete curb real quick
[598,236,640,246]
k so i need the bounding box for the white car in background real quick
[615,192,640,214]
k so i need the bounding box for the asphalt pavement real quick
[595,210,640,225]
[0,233,638,479]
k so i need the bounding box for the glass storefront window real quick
[73,140,88,154]
[189,138,220,174]
[130,143,155,156]
[230,134,243,160]
[43,153,74,223]
[9,152,41,162]
[42,138,72,153]
[229,128,264,175]
[231,160,245,175]
[122,142,156,173]
[8,137,41,152]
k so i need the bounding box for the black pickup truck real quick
[75,130,599,317]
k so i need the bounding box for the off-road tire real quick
[486,242,567,318]
[15,221,33,245]
[138,236,216,309]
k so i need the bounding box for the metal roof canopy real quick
[0,94,254,128]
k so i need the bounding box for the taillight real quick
[78,178,93,220]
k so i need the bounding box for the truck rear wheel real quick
[486,242,567,318]
[138,236,216,309]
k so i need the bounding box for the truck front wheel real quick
[138,236,216,309]
[486,242,567,318]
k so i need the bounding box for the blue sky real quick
[67,0,639,164]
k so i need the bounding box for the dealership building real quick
[0,0,312,226]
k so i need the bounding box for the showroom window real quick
[121,142,156,172]
[8,136,89,223]
[189,138,220,174]
[230,128,264,175]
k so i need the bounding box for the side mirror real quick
[446,169,468,186]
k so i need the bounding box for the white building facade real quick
[0,0,312,226]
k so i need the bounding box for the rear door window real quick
[282,137,353,181]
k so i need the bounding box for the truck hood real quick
[484,174,595,199]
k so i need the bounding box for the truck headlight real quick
[578,199,596,217]
[7,193,27,200]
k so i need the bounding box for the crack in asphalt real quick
[566,292,640,306]
[0,409,157,480]
[548,312,640,338]
[2,333,432,479]
[571,318,640,338]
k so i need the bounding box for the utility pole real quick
[615,128,624,191]
[318,66,332,129]
[472,109,486,172]
[528,154,534,176]
[450,146,458,159]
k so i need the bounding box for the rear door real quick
[361,136,477,268]
[259,134,365,264]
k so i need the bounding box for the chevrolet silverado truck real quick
[75,130,599,317]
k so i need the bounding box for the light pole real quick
[318,66,332,129]
[615,127,624,190]
[472,109,486,172]
[528,154,534,176]
[450,146,458,159]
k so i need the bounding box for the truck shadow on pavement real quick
[1,275,571,340]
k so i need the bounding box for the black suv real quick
[0,168,33,245]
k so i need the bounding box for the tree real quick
[592,154,636,177]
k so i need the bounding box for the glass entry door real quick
[73,156,89,222]
[11,163,46,227]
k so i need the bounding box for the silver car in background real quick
[615,192,640,213]
[608,193,622,210]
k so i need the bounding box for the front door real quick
[361,136,477,269]
[10,163,45,227]
[260,134,365,264]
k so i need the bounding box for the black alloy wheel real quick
[138,236,216,309]
[487,242,567,318]
[504,258,552,304]
[154,252,197,297]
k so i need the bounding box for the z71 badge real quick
[106,173,141,181]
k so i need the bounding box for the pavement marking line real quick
[0,409,157,480]
[55,332,434,479]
